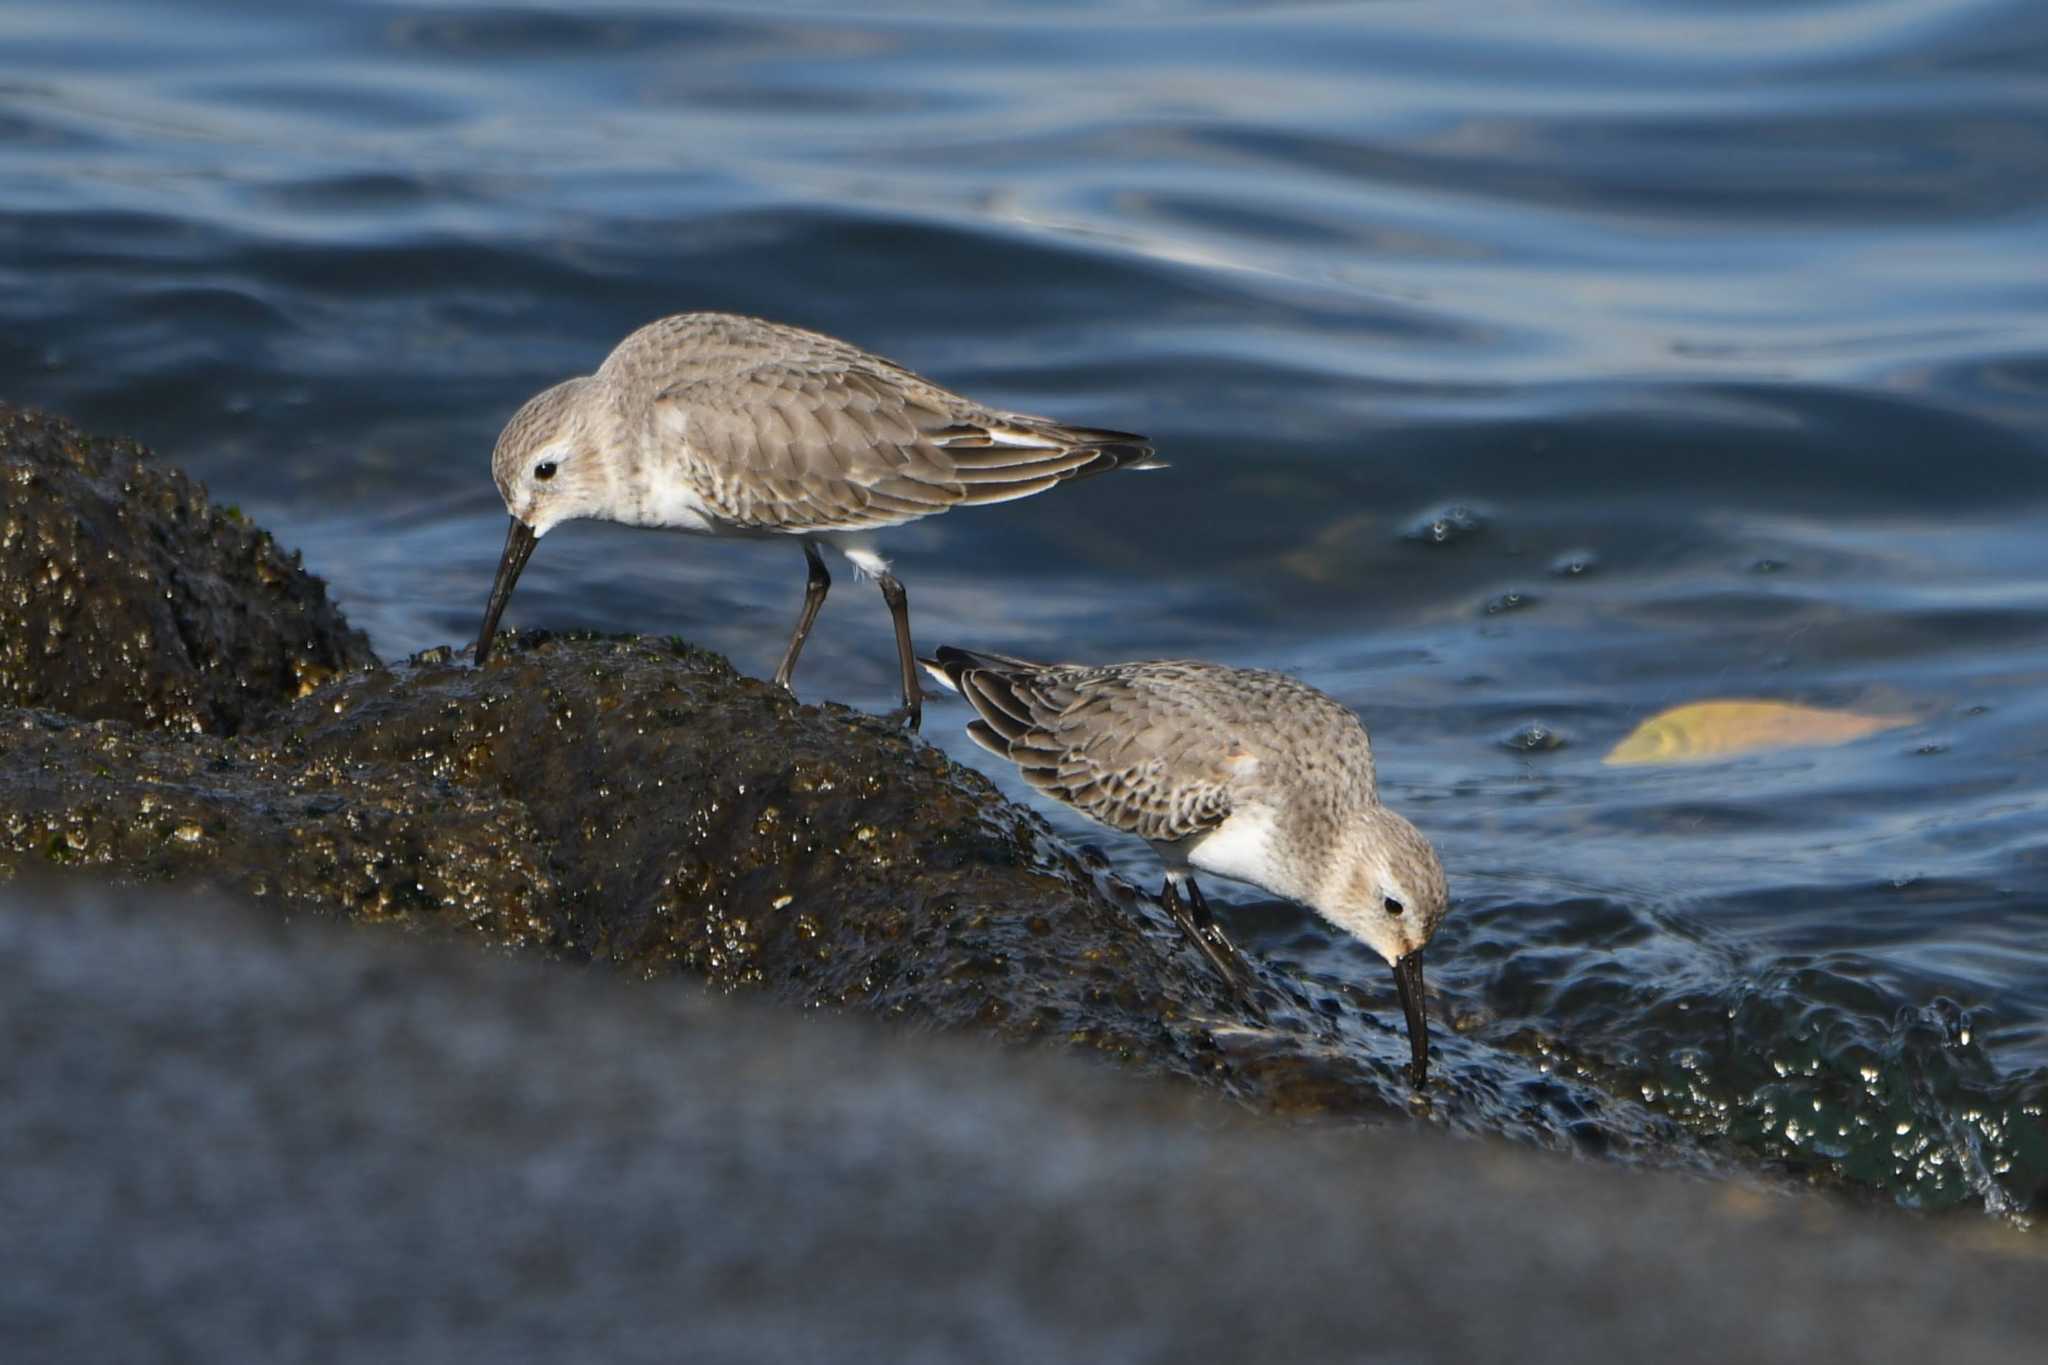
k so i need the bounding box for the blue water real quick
[4,0,2047,1217]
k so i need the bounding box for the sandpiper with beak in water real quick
[473,313,1162,728]
[921,647,1450,1085]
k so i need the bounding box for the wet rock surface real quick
[0,403,1717,1145]
[0,402,375,734]
[0,405,1922,1184]
[1,628,1554,1128]
[4,884,2044,1365]
[0,609,1678,1143]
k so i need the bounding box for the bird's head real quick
[475,377,607,665]
[1320,805,1449,1086]
[490,377,608,537]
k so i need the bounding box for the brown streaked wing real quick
[655,359,1153,534]
[654,365,941,531]
[958,664,1238,844]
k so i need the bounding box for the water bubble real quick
[1483,590,1537,615]
[1501,723,1566,753]
[1549,549,1598,577]
[1403,504,1485,545]
[1926,996,1973,1047]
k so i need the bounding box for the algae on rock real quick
[0,402,376,734]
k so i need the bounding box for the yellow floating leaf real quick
[1604,700,1913,766]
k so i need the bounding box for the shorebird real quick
[473,313,1160,727]
[921,647,1450,1085]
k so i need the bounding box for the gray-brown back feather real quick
[599,314,1157,534]
[926,649,1374,845]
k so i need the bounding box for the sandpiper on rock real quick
[474,313,1161,727]
[922,647,1450,1085]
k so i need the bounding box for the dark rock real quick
[0,402,377,734]
[0,633,1373,1106]
[0,408,1720,1164]
[0,629,1683,1145]
[3,883,2043,1365]
[0,701,558,942]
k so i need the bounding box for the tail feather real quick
[963,719,1009,759]
[1037,423,1164,477]
[963,672,1034,732]
[950,476,1065,509]
[918,645,1051,693]
[950,448,1103,482]
[920,646,1065,747]
[941,417,1164,481]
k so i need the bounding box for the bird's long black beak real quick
[475,516,536,665]
[1392,948,1429,1087]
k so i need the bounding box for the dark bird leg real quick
[876,571,923,730]
[1160,876,1267,1023]
[773,541,832,693]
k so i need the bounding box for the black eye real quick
[534,460,558,482]
[1384,897,1405,916]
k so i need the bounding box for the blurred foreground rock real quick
[2,884,2041,1365]
[0,402,375,733]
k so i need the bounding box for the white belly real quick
[631,477,725,535]
[1183,804,1287,897]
